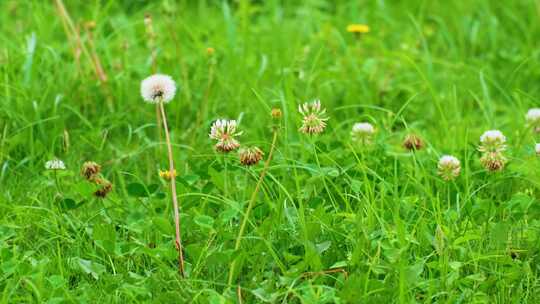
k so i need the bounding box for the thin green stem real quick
[228,129,279,285]
[159,101,185,277]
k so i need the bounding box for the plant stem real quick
[158,101,185,277]
[228,129,279,285]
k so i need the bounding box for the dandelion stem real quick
[158,101,185,277]
[228,129,279,285]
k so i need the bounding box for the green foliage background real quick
[1,0,540,303]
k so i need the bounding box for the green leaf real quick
[127,183,150,197]
[69,258,106,280]
[194,215,214,230]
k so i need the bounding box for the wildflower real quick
[206,47,215,56]
[271,108,282,119]
[298,99,328,135]
[535,143,540,155]
[159,169,177,181]
[403,134,423,151]
[239,147,264,166]
[526,108,540,132]
[209,119,242,152]
[45,159,66,170]
[480,152,507,172]
[437,155,461,181]
[479,130,506,153]
[140,74,177,104]
[346,24,369,34]
[94,178,113,198]
[351,122,375,145]
[81,161,101,181]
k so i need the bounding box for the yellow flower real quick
[346,24,369,34]
[206,47,215,56]
[159,169,177,180]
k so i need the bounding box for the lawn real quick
[2,0,540,303]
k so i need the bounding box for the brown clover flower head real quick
[82,161,101,181]
[209,119,243,152]
[239,147,264,166]
[403,134,423,151]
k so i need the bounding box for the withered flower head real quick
[239,147,264,166]
[209,119,242,152]
[271,108,282,119]
[81,161,101,181]
[403,134,423,151]
[94,178,113,198]
[480,152,507,172]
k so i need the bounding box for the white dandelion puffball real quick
[45,159,66,170]
[526,108,540,123]
[480,130,506,144]
[536,143,540,155]
[140,74,177,103]
[352,122,375,135]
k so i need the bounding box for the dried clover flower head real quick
[351,122,375,145]
[81,161,101,180]
[403,134,423,151]
[437,155,461,181]
[239,147,264,166]
[480,152,507,172]
[94,178,113,198]
[140,74,176,104]
[45,159,66,170]
[479,130,506,153]
[209,119,242,152]
[271,108,282,119]
[526,108,540,132]
[159,169,177,181]
[298,99,328,135]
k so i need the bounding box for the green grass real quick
[2,0,540,302]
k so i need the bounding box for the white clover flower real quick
[45,159,66,170]
[479,130,506,153]
[140,74,176,103]
[526,108,540,132]
[209,119,243,152]
[526,108,540,123]
[536,143,540,155]
[351,122,375,145]
[437,155,460,181]
[298,99,329,134]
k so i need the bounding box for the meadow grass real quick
[2,0,540,303]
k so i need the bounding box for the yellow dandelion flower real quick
[159,169,177,181]
[346,24,369,34]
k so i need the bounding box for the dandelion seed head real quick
[45,159,66,170]
[140,74,176,104]
[298,99,328,135]
[209,119,242,152]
